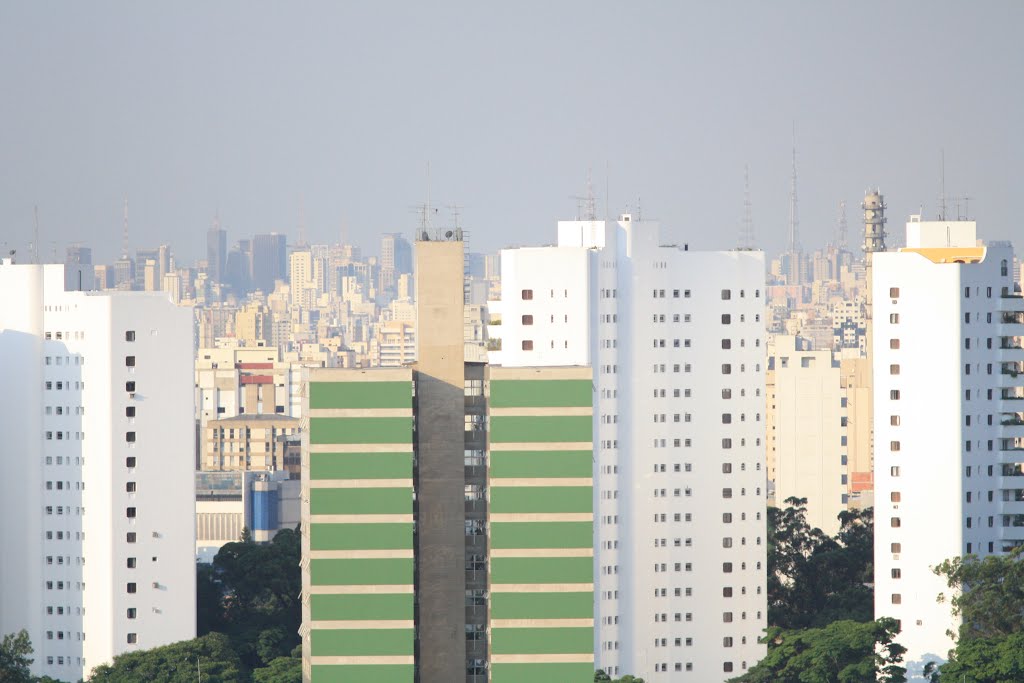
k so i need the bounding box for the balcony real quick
[1000,339,1024,362]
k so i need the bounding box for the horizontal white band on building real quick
[490,583,594,593]
[310,514,414,523]
[490,618,594,628]
[489,513,592,523]
[309,656,415,665]
[489,442,593,452]
[488,407,592,417]
[308,444,413,453]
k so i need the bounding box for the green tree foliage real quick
[251,654,301,683]
[201,527,301,669]
[88,632,245,683]
[0,630,34,683]
[767,498,873,629]
[729,618,906,683]
[594,671,644,683]
[925,548,1024,681]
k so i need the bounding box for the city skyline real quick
[1,2,1021,264]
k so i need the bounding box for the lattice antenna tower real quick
[121,198,130,260]
[788,126,801,253]
[570,169,598,221]
[739,163,755,249]
[33,205,40,264]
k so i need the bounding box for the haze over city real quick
[1,1,1021,262]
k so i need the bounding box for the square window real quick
[126,582,137,594]
[125,356,136,367]
[125,331,136,342]
[521,340,533,351]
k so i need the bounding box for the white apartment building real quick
[872,217,1023,676]
[490,215,767,682]
[767,335,847,536]
[0,261,196,681]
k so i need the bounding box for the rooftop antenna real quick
[32,205,40,264]
[297,196,307,247]
[604,161,610,221]
[788,123,801,253]
[837,200,848,250]
[447,203,463,231]
[636,197,642,221]
[739,163,755,249]
[121,198,130,260]
[570,169,598,220]
[939,149,947,220]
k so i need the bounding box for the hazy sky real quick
[1,2,1021,264]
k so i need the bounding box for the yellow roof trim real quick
[899,246,986,264]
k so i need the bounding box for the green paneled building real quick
[301,364,594,683]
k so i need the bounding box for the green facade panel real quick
[310,487,412,515]
[490,557,592,584]
[310,558,414,586]
[490,486,592,514]
[490,521,592,549]
[310,522,413,550]
[491,627,593,655]
[311,628,414,656]
[311,664,413,682]
[489,379,592,408]
[490,415,592,443]
[311,593,414,621]
[490,662,594,683]
[490,591,592,620]
[309,416,413,444]
[309,452,412,480]
[489,450,593,479]
[309,380,411,409]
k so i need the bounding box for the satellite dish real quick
[421,231,430,241]
[445,230,453,239]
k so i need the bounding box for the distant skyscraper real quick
[300,235,595,683]
[252,233,287,295]
[207,222,227,283]
[872,216,1022,676]
[0,261,196,682]
[490,215,768,682]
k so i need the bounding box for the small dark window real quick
[127,633,137,644]
[127,557,136,568]
[125,356,136,367]
[126,432,136,443]
[126,482,136,493]
[521,340,534,351]
[126,381,136,393]
[125,406,136,418]
[126,582,137,593]
[521,289,533,300]
[521,315,534,325]
[127,608,137,619]
[721,314,731,324]
[721,289,731,300]
[889,287,900,298]
[125,331,136,342]
[126,457,136,468]
[127,532,137,543]
[721,339,732,349]
[126,507,136,518]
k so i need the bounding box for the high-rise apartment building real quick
[300,236,595,683]
[766,335,847,535]
[489,215,768,682]
[0,261,196,682]
[872,216,1023,675]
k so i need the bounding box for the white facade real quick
[768,335,847,535]
[491,216,767,682]
[0,261,196,681]
[872,218,1023,677]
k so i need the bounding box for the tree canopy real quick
[0,630,35,683]
[925,547,1024,682]
[88,632,245,683]
[729,618,906,683]
[595,670,645,683]
[767,498,873,629]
